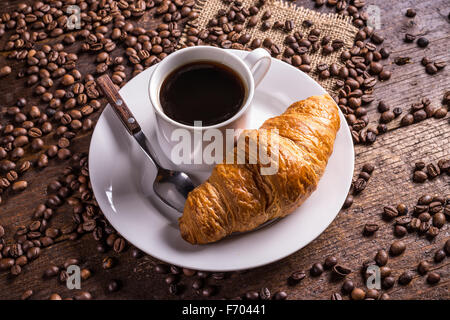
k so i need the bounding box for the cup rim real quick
[148,46,255,130]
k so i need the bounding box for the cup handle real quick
[242,48,271,87]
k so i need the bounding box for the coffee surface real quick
[159,61,246,126]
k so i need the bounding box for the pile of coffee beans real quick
[412,158,449,183]
[181,0,393,146]
[311,0,368,29]
[421,57,447,75]
[0,0,196,299]
[401,8,447,74]
[333,29,391,145]
[381,194,449,240]
[399,97,447,128]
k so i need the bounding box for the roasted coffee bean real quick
[396,204,408,216]
[364,223,379,236]
[427,272,440,284]
[21,289,33,300]
[434,249,446,263]
[380,48,390,59]
[351,288,365,300]
[381,276,395,289]
[417,261,431,275]
[341,279,354,294]
[0,258,14,271]
[74,291,92,300]
[250,39,261,49]
[201,286,215,297]
[365,289,379,300]
[332,265,351,277]
[289,270,306,284]
[107,280,120,292]
[353,178,367,194]
[165,274,178,285]
[380,111,395,123]
[63,258,80,269]
[154,263,169,274]
[434,108,448,118]
[44,265,60,278]
[375,249,388,266]
[425,63,438,75]
[132,248,143,259]
[426,163,440,179]
[262,38,273,48]
[394,225,407,238]
[433,213,446,228]
[310,262,324,276]
[413,170,428,183]
[26,247,40,260]
[12,180,27,192]
[113,237,126,253]
[259,287,271,300]
[324,256,338,269]
[245,290,259,300]
[61,74,75,86]
[273,291,287,300]
[405,8,416,17]
[102,257,116,270]
[49,293,62,300]
[426,226,439,238]
[418,212,431,222]
[390,240,406,256]
[383,206,398,220]
[192,279,203,290]
[434,61,446,70]
[404,33,416,43]
[80,269,92,280]
[342,195,353,209]
[445,240,450,255]
[398,271,413,285]
[331,292,342,300]
[379,266,392,279]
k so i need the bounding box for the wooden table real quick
[0,0,448,300]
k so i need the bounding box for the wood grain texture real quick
[0,0,449,300]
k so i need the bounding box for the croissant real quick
[179,94,340,244]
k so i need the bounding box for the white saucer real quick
[89,50,354,272]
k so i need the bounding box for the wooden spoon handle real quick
[96,74,141,135]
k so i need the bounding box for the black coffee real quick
[159,61,246,126]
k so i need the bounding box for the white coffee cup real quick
[148,46,271,171]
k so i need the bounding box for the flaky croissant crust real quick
[179,94,340,244]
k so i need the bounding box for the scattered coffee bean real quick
[375,249,389,266]
[341,279,354,294]
[406,8,416,17]
[426,272,440,284]
[434,249,446,263]
[273,291,287,300]
[331,292,342,300]
[289,270,306,284]
[364,223,379,236]
[351,288,365,300]
[398,271,414,285]
[390,240,406,256]
[417,261,431,275]
[107,279,120,293]
[332,265,351,277]
[382,276,395,289]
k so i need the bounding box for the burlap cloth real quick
[180,0,358,94]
